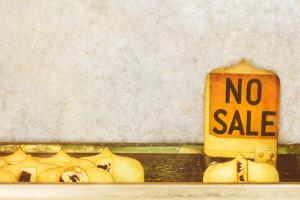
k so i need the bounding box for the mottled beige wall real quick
[0,1,299,143]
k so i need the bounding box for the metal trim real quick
[0,143,297,154]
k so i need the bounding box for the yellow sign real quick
[209,73,279,139]
[204,59,280,161]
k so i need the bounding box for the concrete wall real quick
[0,0,299,143]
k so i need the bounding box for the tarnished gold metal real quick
[0,143,203,154]
[254,148,277,166]
[0,143,297,155]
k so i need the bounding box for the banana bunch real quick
[0,147,144,183]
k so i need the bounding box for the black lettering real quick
[226,78,242,104]
[213,109,227,134]
[246,111,258,136]
[228,110,245,135]
[261,111,276,136]
[237,162,245,182]
[246,79,262,105]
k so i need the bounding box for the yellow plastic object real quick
[1,155,58,182]
[204,59,280,164]
[0,169,17,183]
[1,148,27,164]
[38,163,113,183]
[0,158,7,167]
[81,147,144,183]
[203,155,279,183]
[34,149,97,167]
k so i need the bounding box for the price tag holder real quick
[204,59,280,165]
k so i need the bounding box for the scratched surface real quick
[0,1,299,143]
[4,152,298,182]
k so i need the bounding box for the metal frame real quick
[0,143,298,154]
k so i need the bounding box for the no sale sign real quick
[209,73,279,139]
[204,60,280,159]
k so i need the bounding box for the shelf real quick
[0,183,299,200]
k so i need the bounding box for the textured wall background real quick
[0,0,299,143]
